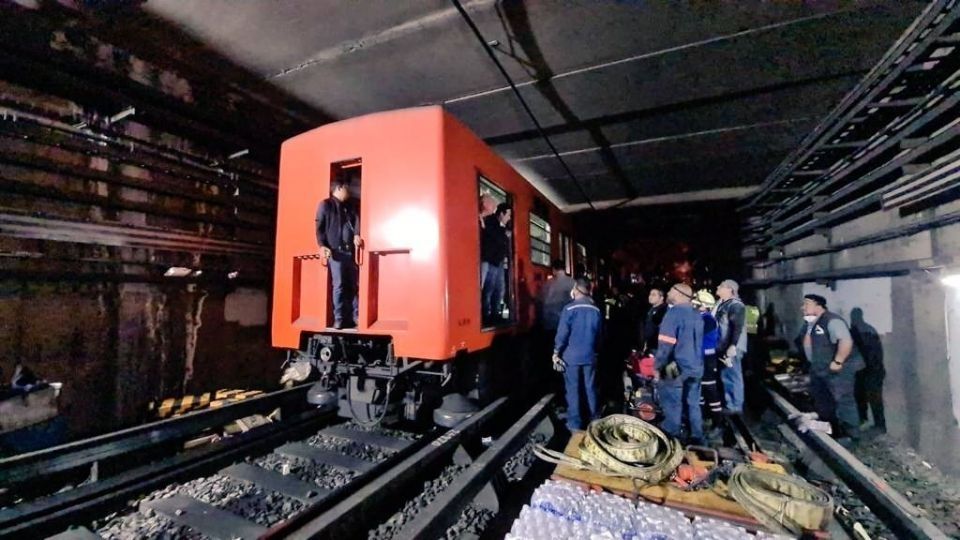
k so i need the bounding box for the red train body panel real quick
[272,106,573,362]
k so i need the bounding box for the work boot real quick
[333,320,344,330]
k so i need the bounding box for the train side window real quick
[478,174,515,328]
[529,212,551,267]
[575,242,588,279]
[559,232,572,275]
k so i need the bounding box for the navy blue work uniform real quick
[554,296,603,430]
[654,304,704,441]
[794,311,865,439]
[316,197,359,326]
[699,311,723,420]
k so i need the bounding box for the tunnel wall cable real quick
[450,0,595,211]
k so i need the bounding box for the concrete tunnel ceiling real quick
[144,0,927,212]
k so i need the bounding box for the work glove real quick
[725,345,737,359]
[279,361,312,387]
[552,353,566,373]
[661,361,680,380]
[720,356,734,368]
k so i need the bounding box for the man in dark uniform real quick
[795,294,865,444]
[315,180,362,329]
[553,278,603,431]
[480,203,512,324]
[655,283,704,444]
[850,307,886,433]
[640,287,667,354]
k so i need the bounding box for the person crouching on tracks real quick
[654,283,705,444]
[693,289,724,432]
[552,278,603,431]
[795,294,865,445]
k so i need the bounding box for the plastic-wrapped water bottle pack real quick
[507,480,796,540]
[691,516,748,539]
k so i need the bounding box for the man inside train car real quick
[654,283,704,444]
[315,179,362,329]
[480,202,512,324]
[795,294,865,445]
[553,278,603,431]
[714,279,747,415]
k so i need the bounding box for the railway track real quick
[0,388,559,540]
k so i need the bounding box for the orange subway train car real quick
[273,106,577,424]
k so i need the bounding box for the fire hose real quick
[533,414,685,485]
[727,464,834,536]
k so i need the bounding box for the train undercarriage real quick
[283,333,490,427]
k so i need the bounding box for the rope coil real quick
[534,414,684,485]
[727,464,834,536]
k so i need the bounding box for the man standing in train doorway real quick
[316,180,362,329]
[480,203,512,325]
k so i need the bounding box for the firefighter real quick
[795,294,865,444]
[552,278,603,431]
[693,289,723,429]
[654,283,704,444]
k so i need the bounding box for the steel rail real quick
[277,396,510,540]
[0,408,334,539]
[766,387,949,540]
[0,384,311,488]
[395,394,554,540]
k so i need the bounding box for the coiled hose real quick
[727,464,834,536]
[534,414,685,486]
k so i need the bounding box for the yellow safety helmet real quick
[693,289,716,309]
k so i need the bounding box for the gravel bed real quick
[443,504,496,539]
[337,420,422,441]
[368,463,468,540]
[502,432,549,483]
[255,452,358,490]
[852,432,960,538]
[97,508,208,540]
[307,433,399,463]
[140,474,303,527]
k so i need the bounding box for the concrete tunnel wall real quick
[0,282,280,439]
[753,198,960,477]
[0,24,288,440]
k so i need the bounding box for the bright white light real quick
[109,107,136,124]
[228,271,239,280]
[380,207,439,261]
[942,274,960,288]
[164,267,192,277]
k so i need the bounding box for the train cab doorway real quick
[478,174,515,329]
[322,159,362,330]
